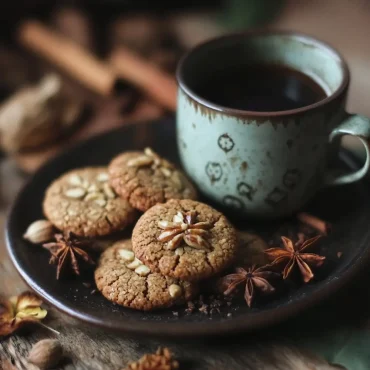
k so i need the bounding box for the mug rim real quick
[176,30,350,118]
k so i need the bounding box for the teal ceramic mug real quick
[176,31,370,218]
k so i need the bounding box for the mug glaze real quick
[176,31,370,218]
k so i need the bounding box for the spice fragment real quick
[125,347,178,370]
[297,212,331,235]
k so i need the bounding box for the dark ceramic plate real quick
[6,118,370,337]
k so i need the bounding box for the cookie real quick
[132,199,238,281]
[236,231,270,266]
[108,147,198,211]
[43,167,138,237]
[94,240,197,311]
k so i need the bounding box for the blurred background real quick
[1,3,370,368]
[0,0,369,177]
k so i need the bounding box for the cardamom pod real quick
[23,219,55,244]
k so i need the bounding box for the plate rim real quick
[5,118,370,337]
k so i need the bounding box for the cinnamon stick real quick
[18,20,115,96]
[18,21,178,110]
[109,47,177,111]
[129,99,164,122]
[297,212,331,235]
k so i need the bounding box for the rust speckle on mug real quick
[283,169,302,189]
[286,139,293,149]
[185,94,218,121]
[266,151,272,159]
[265,187,288,207]
[181,140,187,149]
[183,90,315,127]
[229,156,239,167]
[271,121,278,130]
[183,91,275,125]
[240,161,248,172]
[192,122,196,129]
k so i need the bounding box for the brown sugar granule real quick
[198,304,209,314]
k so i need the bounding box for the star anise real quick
[220,265,278,307]
[157,210,212,250]
[43,232,94,279]
[265,235,325,283]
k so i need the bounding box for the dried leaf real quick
[0,292,47,337]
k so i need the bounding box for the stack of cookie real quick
[41,148,239,311]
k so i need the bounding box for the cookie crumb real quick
[211,299,222,308]
[198,304,209,314]
[185,301,195,314]
[125,347,179,370]
[179,294,234,317]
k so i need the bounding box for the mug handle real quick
[325,113,370,186]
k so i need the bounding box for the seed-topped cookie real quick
[236,231,270,267]
[132,199,238,281]
[43,167,137,237]
[94,239,198,311]
[108,147,198,211]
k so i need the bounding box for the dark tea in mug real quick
[194,64,327,112]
